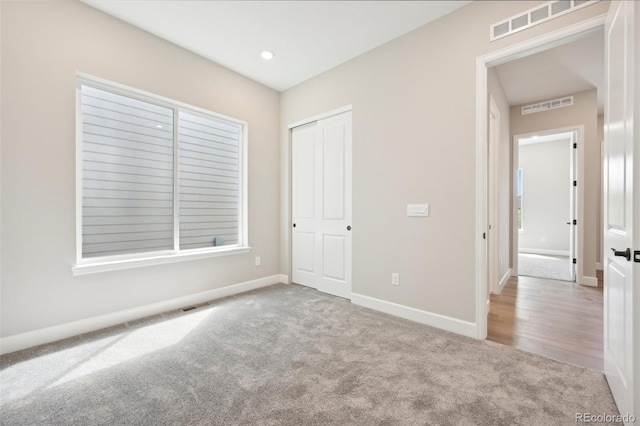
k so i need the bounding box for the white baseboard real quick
[495,268,511,295]
[578,275,598,287]
[351,293,476,338]
[519,248,570,256]
[0,274,286,355]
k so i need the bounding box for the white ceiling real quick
[80,0,469,92]
[495,29,604,113]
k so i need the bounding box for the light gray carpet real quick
[518,253,573,282]
[1,284,620,425]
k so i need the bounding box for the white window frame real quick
[72,73,249,275]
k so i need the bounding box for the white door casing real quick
[513,127,582,283]
[603,0,636,420]
[291,111,352,300]
[569,131,577,282]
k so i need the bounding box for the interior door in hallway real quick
[292,111,352,300]
[603,0,637,419]
[569,131,577,282]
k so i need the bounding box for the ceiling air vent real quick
[490,0,601,41]
[521,96,573,115]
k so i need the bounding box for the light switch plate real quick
[407,204,429,217]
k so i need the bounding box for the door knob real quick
[347,226,351,231]
[566,222,571,225]
[611,248,631,261]
[293,223,296,228]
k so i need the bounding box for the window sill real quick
[72,246,251,276]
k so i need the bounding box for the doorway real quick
[477,1,637,416]
[475,18,605,339]
[515,129,578,282]
[477,17,605,372]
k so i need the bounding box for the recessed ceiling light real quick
[261,50,274,61]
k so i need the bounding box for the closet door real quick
[292,111,352,299]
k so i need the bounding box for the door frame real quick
[287,104,353,289]
[512,126,584,284]
[474,14,606,339]
[288,105,352,130]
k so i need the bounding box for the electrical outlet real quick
[391,273,400,286]
[255,256,261,266]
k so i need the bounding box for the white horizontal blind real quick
[178,111,241,249]
[81,85,174,258]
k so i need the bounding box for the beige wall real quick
[487,68,512,285]
[280,1,609,322]
[0,0,611,342]
[510,89,599,280]
[0,2,281,338]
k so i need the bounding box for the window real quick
[74,75,248,273]
[517,168,523,231]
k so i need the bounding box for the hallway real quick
[488,275,603,371]
[517,253,573,282]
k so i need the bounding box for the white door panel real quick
[293,123,316,220]
[292,111,352,299]
[295,232,316,273]
[604,0,636,419]
[323,234,345,281]
[607,261,627,377]
[322,123,346,220]
[292,232,317,289]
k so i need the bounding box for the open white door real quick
[291,111,352,300]
[569,131,577,282]
[603,0,637,420]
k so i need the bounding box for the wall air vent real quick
[521,96,573,115]
[490,0,601,41]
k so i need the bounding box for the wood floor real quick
[488,274,603,371]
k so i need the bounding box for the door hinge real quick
[573,258,577,264]
[634,251,640,263]
[573,180,577,187]
[573,143,577,149]
[483,232,486,240]
[573,219,577,225]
